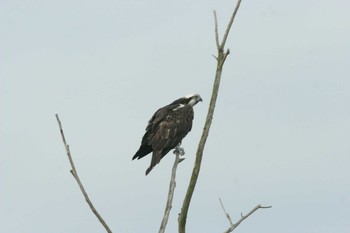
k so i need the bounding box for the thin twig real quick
[158,146,181,233]
[55,114,112,233]
[213,10,220,50]
[221,0,242,49]
[178,1,242,233]
[222,49,230,65]
[219,198,234,226]
[219,198,271,233]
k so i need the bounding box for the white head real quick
[185,94,203,107]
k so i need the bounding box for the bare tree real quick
[178,1,245,232]
[55,1,271,233]
[157,1,270,233]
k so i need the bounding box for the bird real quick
[132,94,202,175]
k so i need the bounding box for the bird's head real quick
[184,94,203,107]
[170,94,202,107]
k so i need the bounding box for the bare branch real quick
[221,0,242,49]
[178,1,242,233]
[213,10,220,50]
[219,198,234,226]
[219,198,272,233]
[159,146,181,233]
[55,114,112,233]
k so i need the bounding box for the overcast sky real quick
[1,0,350,232]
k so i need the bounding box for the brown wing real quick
[145,105,194,175]
[133,107,171,160]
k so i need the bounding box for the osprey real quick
[133,94,202,175]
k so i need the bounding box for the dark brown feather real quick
[133,94,201,175]
[145,105,193,174]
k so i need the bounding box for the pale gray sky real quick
[1,0,350,232]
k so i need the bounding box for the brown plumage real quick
[132,94,202,175]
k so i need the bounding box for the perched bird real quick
[133,94,202,175]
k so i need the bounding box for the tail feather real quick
[145,166,153,175]
[145,150,162,175]
[133,144,152,160]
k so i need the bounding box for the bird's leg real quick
[173,144,186,163]
[173,144,185,156]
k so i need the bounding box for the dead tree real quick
[55,1,271,233]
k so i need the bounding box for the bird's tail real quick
[132,144,152,160]
[145,150,162,175]
[145,166,153,175]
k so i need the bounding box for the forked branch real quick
[219,198,271,233]
[55,114,112,233]
[178,1,242,233]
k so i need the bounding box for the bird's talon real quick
[179,147,185,156]
[173,146,185,156]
